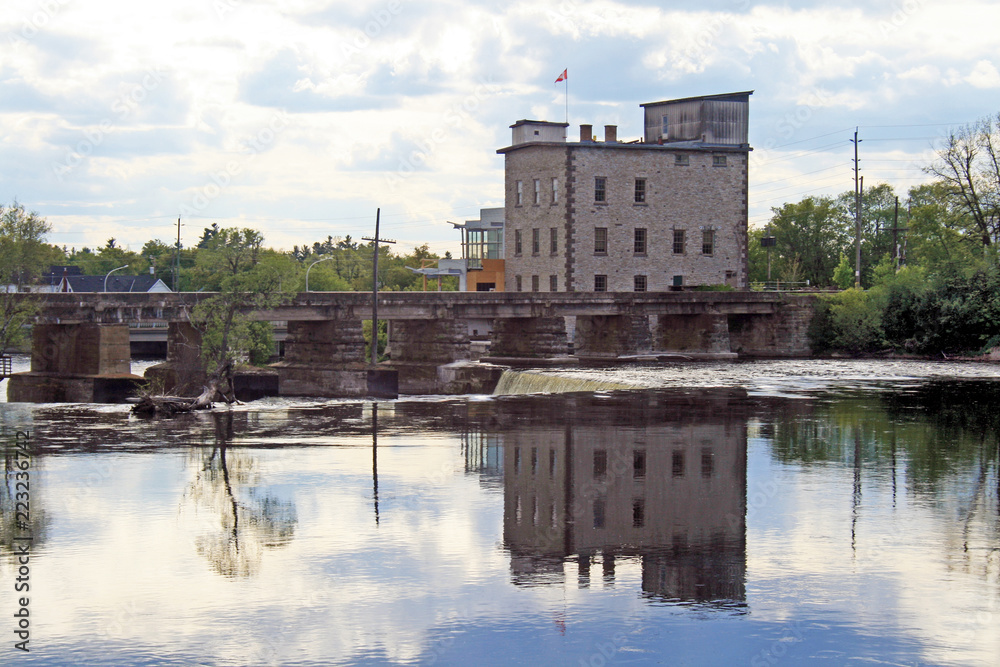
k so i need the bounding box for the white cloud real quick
[2,0,1000,253]
[966,59,1000,89]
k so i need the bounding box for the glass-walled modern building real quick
[453,207,505,291]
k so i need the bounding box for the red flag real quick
[555,69,567,83]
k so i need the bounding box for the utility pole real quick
[889,196,908,269]
[174,216,183,292]
[362,208,395,366]
[852,129,862,289]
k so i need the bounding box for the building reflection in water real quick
[496,389,747,609]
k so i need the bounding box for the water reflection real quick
[1,371,998,665]
[496,389,747,609]
[182,412,297,578]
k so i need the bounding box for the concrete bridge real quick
[8,291,816,402]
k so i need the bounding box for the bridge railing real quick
[0,354,11,379]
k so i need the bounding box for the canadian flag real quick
[555,69,567,83]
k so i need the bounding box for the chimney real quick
[580,124,592,142]
[604,125,617,143]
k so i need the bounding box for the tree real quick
[905,181,982,273]
[765,196,850,286]
[0,202,61,355]
[134,227,290,415]
[927,113,1000,248]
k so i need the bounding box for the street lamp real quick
[306,256,334,292]
[104,264,129,292]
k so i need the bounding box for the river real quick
[2,358,999,665]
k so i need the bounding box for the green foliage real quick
[0,202,58,354]
[189,229,291,376]
[832,253,854,289]
[821,288,885,354]
[764,196,851,287]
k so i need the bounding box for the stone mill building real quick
[498,91,752,293]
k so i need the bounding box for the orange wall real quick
[467,259,505,292]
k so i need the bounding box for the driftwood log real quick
[131,361,237,416]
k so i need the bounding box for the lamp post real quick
[104,264,129,292]
[306,256,334,292]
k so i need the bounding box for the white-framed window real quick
[551,177,558,204]
[515,180,523,205]
[595,177,607,202]
[634,178,646,203]
[533,178,540,204]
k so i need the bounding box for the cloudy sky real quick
[3,0,1000,257]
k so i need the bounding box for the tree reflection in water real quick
[183,412,297,577]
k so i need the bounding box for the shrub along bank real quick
[809,257,1000,357]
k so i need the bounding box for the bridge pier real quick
[385,318,503,394]
[653,313,736,359]
[7,323,142,403]
[271,319,371,397]
[574,315,652,359]
[728,302,813,357]
[487,317,569,360]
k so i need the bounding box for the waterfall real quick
[492,369,636,395]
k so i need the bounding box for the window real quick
[514,447,520,473]
[634,275,647,292]
[632,498,645,528]
[514,229,522,255]
[533,178,540,204]
[551,177,558,204]
[702,229,715,255]
[634,228,646,254]
[593,450,608,478]
[661,114,669,137]
[674,154,689,166]
[634,178,646,203]
[549,450,556,478]
[515,180,523,205]
[531,447,538,475]
[672,451,685,477]
[701,448,714,478]
[673,229,685,254]
[549,275,558,291]
[550,227,558,254]
[633,450,646,478]
[594,274,607,292]
[531,275,539,292]
[713,155,727,167]
[515,275,522,292]
[594,176,606,202]
[532,228,540,255]
[594,227,607,254]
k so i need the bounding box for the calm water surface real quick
[2,359,999,666]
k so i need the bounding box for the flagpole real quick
[564,77,568,125]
